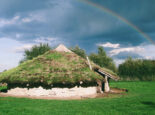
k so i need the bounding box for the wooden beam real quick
[86,56,92,70]
[104,76,110,92]
[98,69,119,81]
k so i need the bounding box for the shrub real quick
[20,43,51,63]
[70,46,86,59]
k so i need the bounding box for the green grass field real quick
[0,81,155,115]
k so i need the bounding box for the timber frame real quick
[94,66,119,92]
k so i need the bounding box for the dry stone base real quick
[6,86,98,98]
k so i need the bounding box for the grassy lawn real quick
[0,81,155,115]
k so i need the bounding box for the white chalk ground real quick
[6,86,98,98]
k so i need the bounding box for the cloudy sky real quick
[0,0,155,72]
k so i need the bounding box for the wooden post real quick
[86,56,92,70]
[97,80,103,93]
[104,76,110,92]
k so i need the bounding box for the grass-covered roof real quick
[0,49,118,88]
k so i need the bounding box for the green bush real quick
[70,46,86,59]
[118,57,155,81]
[20,43,51,63]
[0,83,7,92]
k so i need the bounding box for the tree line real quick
[118,57,155,81]
[20,43,155,81]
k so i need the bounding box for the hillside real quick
[0,50,118,88]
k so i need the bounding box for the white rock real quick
[6,86,98,97]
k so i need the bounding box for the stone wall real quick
[6,86,98,98]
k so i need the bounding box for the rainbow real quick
[78,0,155,45]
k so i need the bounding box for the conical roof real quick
[0,46,119,88]
[0,51,101,88]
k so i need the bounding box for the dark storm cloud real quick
[0,0,49,17]
[0,0,155,52]
[92,0,155,22]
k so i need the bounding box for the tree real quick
[20,43,51,63]
[70,45,86,59]
[118,57,155,80]
[89,46,117,72]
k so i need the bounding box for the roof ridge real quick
[54,44,72,53]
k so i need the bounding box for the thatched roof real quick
[54,44,119,80]
[93,67,119,81]
[87,61,119,81]
[0,44,119,88]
